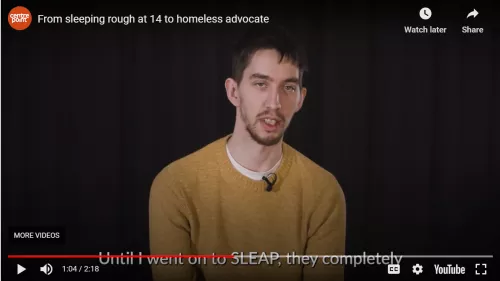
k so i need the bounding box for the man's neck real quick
[227,132,283,173]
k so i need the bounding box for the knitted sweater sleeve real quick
[149,166,197,281]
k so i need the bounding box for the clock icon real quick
[419,7,432,20]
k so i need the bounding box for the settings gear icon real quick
[412,263,423,275]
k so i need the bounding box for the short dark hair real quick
[231,25,308,87]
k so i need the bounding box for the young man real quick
[149,25,346,281]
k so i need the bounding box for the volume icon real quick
[40,263,53,275]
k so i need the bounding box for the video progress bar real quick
[398,255,493,258]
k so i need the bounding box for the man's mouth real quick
[263,118,278,126]
[259,117,282,132]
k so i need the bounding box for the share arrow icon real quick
[467,9,479,18]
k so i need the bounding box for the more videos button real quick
[9,226,65,245]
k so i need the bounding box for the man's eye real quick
[285,85,296,92]
[255,82,266,88]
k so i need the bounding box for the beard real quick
[241,106,287,146]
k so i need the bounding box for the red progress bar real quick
[8,255,235,259]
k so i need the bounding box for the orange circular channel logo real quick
[8,6,32,30]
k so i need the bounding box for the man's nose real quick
[265,88,281,109]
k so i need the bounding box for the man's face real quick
[236,49,305,146]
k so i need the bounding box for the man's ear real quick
[295,87,307,112]
[225,78,240,106]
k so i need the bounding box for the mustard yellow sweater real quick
[149,135,346,281]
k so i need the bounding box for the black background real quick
[3,0,499,280]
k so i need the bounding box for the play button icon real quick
[17,264,26,275]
